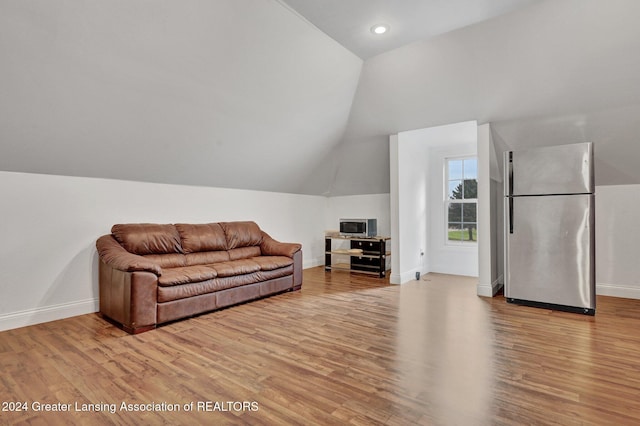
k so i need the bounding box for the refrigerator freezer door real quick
[509,142,593,196]
[504,194,595,309]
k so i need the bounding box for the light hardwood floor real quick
[2,267,640,425]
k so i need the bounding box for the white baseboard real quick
[390,269,422,285]
[596,282,640,300]
[477,283,494,297]
[0,298,99,332]
[5,281,633,333]
[477,275,503,297]
[304,257,325,269]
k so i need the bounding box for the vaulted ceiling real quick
[279,0,539,59]
[2,0,639,196]
[0,0,361,194]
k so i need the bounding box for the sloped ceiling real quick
[0,0,362,194]
[321,0,640,195]
[2,0,640,196]
[279,0,539,59]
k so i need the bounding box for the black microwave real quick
[339,219,377,237]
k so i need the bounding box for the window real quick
[445,157,477,243]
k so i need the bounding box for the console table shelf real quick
[324,235,391,278]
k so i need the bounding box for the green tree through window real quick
[446,158,477,243]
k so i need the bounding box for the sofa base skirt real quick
[156,275,294,325]
[99,314,157,335]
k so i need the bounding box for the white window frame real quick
[444,156,478,245]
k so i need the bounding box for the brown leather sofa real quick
[96,221,302,334]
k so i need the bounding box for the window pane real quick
[445,156,478,244]
[459,224,477,241]
[448,202,462,223]
[448,180,463,199]
[463,179,478,199]
[462,203,477,223]
[448,160,463,180]
[463,158,477,179]
[448,223,462,242]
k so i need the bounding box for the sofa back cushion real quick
[220,221,263,249]
[111,224,183,255]
[175,223,227,253]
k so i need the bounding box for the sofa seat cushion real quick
[144,253,187,269]
[158,265,218,286]
[157,267,294,303]
[251,256,293,271]
[228,246,261,260]
[212,259,261,277]
[185,251,230,266]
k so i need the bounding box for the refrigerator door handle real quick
[508,151,514,196]
[509,197,514,234]
[508,151,514,234]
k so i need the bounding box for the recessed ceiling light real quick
[371,24,389,35]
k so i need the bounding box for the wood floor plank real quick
[3,267,640,424]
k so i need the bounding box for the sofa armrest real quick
[260,232,302,258]
[96,235,162,276]
[99,260,158,334]
[292,250,303,290]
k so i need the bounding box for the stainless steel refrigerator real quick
[503,142,595,315]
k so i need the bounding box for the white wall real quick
[390,134,401,282]
[325,193,391,268]
[392,121,478,284]
[390,131,431,284]
[477,124,496,296]
[595,184,640,299]
[0,171,327,331]
[6,167,637,334]
[325,194,391,237]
